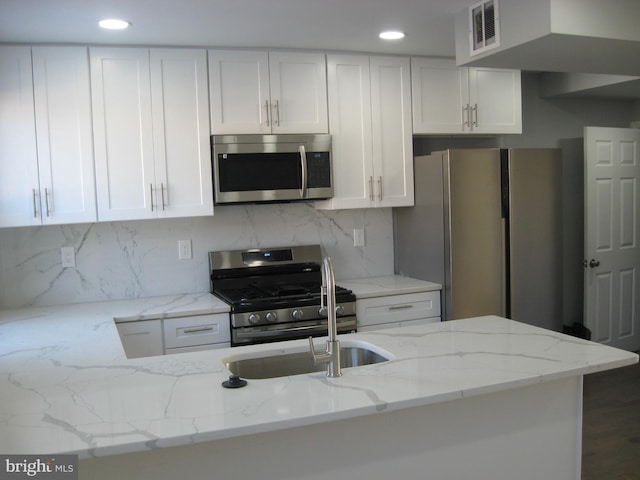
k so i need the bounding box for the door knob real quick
[588,259,600,268]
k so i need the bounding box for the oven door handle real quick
[299,145,307,198]
[235,323,324,339]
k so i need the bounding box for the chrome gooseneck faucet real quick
[308,256,342,378]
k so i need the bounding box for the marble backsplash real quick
[0,203,394,309]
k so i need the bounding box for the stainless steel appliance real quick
[394,148,563,331]
[209,245,356,346]
[211,134,333,204]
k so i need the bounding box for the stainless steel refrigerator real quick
[394,148,563,331]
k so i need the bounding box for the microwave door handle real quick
[299,145,307,198]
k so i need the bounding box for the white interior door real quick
[584,126,640,351]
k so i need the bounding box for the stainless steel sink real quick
[224,342,392,379]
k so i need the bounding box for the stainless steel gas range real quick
[209,245,357,346]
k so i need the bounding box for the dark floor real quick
[582,357,640,480]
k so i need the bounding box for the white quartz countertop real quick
[340,275,441,298]
[0,294,636,460]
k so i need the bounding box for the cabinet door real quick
[32,46,96,225]
[268,52,328,134]
[116,320,164,359]
[370,56,414,207]
[411,57,469,134]
[91,47,155,221]
[469,67,522,134]
[209,50,271,134]
[0,46,39,227]
[150,49,213,218]
[316,54,374,210]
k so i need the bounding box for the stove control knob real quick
[335,305,345,316]
[291,309,303,320]
[248,313,260,325]
[265,311,278,323]
[318,306,328,317]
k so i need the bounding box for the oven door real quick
[231,316,356,346]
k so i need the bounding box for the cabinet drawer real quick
[357,291,440,327]
[163,314,230,349]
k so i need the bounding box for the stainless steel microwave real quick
[211,134,333,204]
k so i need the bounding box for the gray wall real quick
[411,72,637,327]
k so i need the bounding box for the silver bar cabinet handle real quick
[264,100,270,127]
[472,104,478,127]
[161,183,166,211]
[44,187,50,216]
[388,304,414,311]
[378,176,383,201]
[150,184,154,212]
[369,176,374,201]
[32,188,38,218]
[274,100,280,126]
[463,104,470,128]
[183,327,214,334]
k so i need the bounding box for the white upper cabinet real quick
[150,49,213,218]
[411,58,522,135]
[268,52,328,134]
[316,54,413,210]
[0,46,39,227]
[208,50,270,134]
[32,47,96,225]
[209,50,328,134]
[0,46,96,228]
[91,47,212,222]
[91,47,155,221]
[370,56,414,207]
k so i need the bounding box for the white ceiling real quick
[3,0,639,98]
[0,0,472,57]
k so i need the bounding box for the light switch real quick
[353,229,365,247]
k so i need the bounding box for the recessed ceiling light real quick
[379,30,406,40]
[98,19,131,30]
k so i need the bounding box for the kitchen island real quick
[0,294,637,479]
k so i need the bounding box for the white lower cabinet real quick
[116,320,164,359]
[116,314,231,358]
[163,314,230,354]
[357,291,441,332]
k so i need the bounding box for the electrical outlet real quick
[353,228,365,247]
[178,239,192,260]
[61,247,76,268]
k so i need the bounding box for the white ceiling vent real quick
[470,0,500,56]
